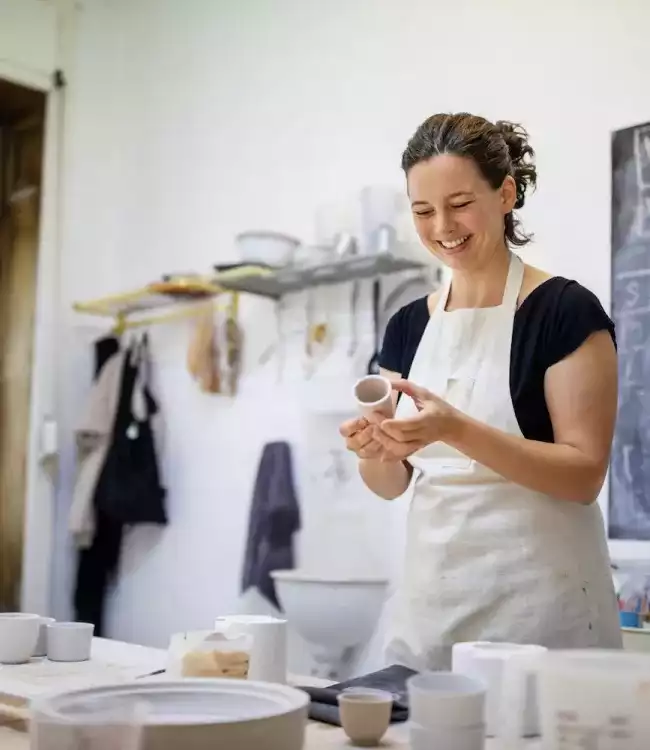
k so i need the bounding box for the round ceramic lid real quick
[31,679,309,726]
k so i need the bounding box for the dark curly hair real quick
[401,113,537,247]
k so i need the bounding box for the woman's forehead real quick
[407,154,488,201]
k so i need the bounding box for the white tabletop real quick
[0,638,539,749]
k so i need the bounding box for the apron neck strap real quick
[436,251,524,313]
[502,252,524,311]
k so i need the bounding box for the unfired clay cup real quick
[337,687,393,747]
[354,375,394,418]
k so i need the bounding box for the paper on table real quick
[0,639,166,703]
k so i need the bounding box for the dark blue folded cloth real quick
[298,665,418,726]
[241,441,301,609]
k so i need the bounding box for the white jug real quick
[215,615,287,684]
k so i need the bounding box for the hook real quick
[112,312,127,335]
[228,292,239,319]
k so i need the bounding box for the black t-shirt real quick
[379,277,616,443]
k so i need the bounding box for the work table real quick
[0,638,538,749]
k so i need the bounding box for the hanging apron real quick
[385,252,622,671]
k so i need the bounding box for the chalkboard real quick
[609,121,650,540]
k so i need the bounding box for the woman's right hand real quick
[339,416,385,460]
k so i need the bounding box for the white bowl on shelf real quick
[235,231,301,268]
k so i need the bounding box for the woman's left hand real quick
[369,379,460,459]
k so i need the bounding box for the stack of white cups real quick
[451,641,547,738]
[407,672,487,750]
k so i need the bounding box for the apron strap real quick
[501,252,525,311]
[435,274,452,314]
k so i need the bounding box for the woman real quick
[340,112,622,671]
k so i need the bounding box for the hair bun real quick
[495,120,537,209]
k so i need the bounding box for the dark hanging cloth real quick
[74,334,167,635]
[241,441,301,609]
[94,336,120,378]
[94,334,167,526]
[73,335,123,636]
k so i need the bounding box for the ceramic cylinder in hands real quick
[354,375,394,418]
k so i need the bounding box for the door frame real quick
[0,65,63,615]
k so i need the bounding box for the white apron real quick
[385,252,621,671]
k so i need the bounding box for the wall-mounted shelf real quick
[72,255,429,325]
[216,254,428,299]
[72,267,270,319]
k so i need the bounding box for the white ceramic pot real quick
[235,231,300,267]
[0,613,40,664]
[34,616,56,657]
[46,622,94,662]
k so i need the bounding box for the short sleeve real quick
[379,307,405,373]
[544,281,616,368]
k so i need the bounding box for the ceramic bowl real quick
[30,679,310,750]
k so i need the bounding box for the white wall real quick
[49,0,650,670]
[0,0,58,89]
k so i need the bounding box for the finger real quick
[381,413,429,439]
[372,426,421,457]
[390,379,433,402]
[365,410,389,426]
[339,417,369,438]
[347,426,375,453]
[359,442,383,460]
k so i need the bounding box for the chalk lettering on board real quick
[619,318,644,350]
[617,304,650,318]
[624,280,641,309]
[633,126,650,239]
[616,268,650,280]
[635,125,650,189]
[623,346,646,387]
[622,444,634,487]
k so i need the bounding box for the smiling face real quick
[407,153,517,271]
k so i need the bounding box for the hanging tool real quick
[366,279,382,375]
[348,280,360,357]
[225,293,243,395]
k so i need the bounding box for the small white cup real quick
[0,613,40,664]
[34,617,56,658]
[46,622,94,662]
[407,671,486,729]
[354,375,394,418]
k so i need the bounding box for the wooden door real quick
[0,111,44,611]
